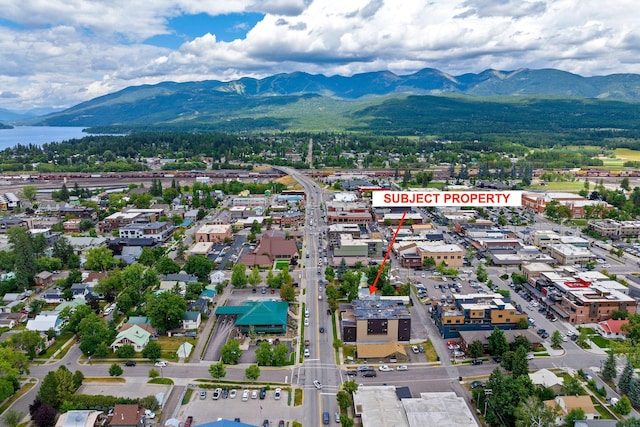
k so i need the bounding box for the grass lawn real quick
[38,332,74,359]
[156,336,196,360]
[578,327,597,335]
[528,181,584,191]
[594,403,615,420]
[615,148,640,161]
[294,388,303,406]
[275,260,290,270]
[343,345,356,360]
[423,340,439,362]
[590,336,610,348]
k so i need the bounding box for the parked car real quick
[184,416,193,427]
[396,365,408,371]
[222,388,229,399]
[335,412,341,423]
[278,421,285,427]
[274,388,281,400]
[251,390,258,399]
[470,381,484,389]
[357,365,371,372]
[304,348,310,357]
[262,420,269,427]
[124,361,136,367]
[154,361,167,367]
[346,370,358,376]
[418,344,424,353]
[526,354,535,360]
[229,389,237,399]
[259,387,266,400]
[411,345,419,353]
[212,388,221,400]
[472,359,483,365]
[242,390,250,401]
[378,365,393,372]
[199,391,207,399]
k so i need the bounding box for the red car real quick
[184,416,193,427]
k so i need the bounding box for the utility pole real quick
[484,389,493,419]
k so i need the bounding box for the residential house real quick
[181,311,202,330]
[529,369,564,393]
[111,324,151,352]
[26,311,62,333]
[0,192,21,210]
[0,217,29,233]
[596,319,629,340]
[54,410,102,427]
[35,271,54,287]
[544,395,598,424]
[41,290,65,304]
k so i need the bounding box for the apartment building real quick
[341,298,411,343]
[588,219,640,239]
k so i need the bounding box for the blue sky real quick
[0,0,639,111]
[145,13,265,49]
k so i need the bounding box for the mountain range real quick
[12,67,640,131]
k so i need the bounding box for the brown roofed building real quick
[110,404,144,427]
[249,232,299,265]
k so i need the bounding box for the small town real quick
[0,163,640,427]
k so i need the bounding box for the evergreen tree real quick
[59,183,69,201]
[8,226,36,290]
[337,258,348,279]
[619,357,634,396]
[629,378,640,408]
[602,350,617,381]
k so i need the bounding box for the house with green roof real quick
[215,301,288,334]
[110,324,151,352]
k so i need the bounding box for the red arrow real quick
[370,210,407,294]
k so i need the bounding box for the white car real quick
[304,348,310,358]
[396,365,408,371]
[304,318,309,326]
[242,390,250,401]
[251,390,258,399]
[144,410,155,419]
[229,389,237,399]
[274,388,281,400]
[526,354,535,360]
[411,345,419,354]
[313,380,322,390]
[154,361,167,367]
[378,365,393,372]
[212,388,222,400]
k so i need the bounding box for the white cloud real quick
[0,0,639,110]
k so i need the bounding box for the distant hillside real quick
[23,67,640,131]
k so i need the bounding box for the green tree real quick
[78,313,112,356]
[137,247,157,266]
[84,246,116,272]
[72,370,84,390]
[343,380,358,394]
[245,364,261,382]
[142,341,162,361]
[255,341,274,366]
[602,350,617,381]
[423,256,436,269]
[551,330,563,349]
[630,378,640,408]
[156,256,181,274]
[231,262,248,288]
[280,284,296,302]
[336,390,352,411]
[617,419,640,427]
[59,183,70,201]
[619,357,634,395]
[221,339,241,364]
[562,375,583,396]
[11,330,45,360]
[116,344,136,359]
[476,262,488,283]
[145,291,187,333]
[340,416,354,427]
[516,318,530,329]
[381,284,396,296]
[3,409,24,427]
[7,226,36,290]
[208,362,227,380]
[248,266,262,287]
[488,327,509,356]
[273,343,289,366]
[512,335,531,352]
[565,407,586,427]
[515,395,558,427]
[184,255,212,278]
[616,395,632,416]
[109,363,123,376]
[38,371,61,408]
[468,340,484,360]
[511,345,529,378]
[21,185,38,203]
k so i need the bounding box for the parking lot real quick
[176,386,299,426]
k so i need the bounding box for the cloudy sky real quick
[1,0,639,112]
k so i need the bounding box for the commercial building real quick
[588,219,640,239]
[417,244,464,268]
[333,234,384,259]
[432,293,527,339]
[548,244,595,265]
[341,297,411,343]
[119,221,173,242]
[195,224,233,243]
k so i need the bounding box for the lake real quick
[0,126,90,150]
